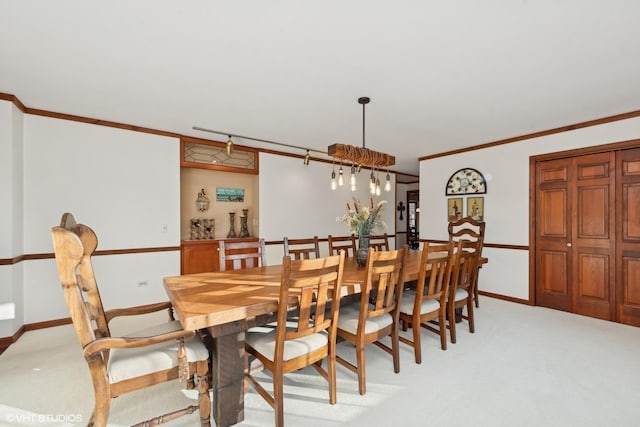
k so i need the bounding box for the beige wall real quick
[180,168,259,240]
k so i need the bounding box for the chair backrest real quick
[369,233,390,251]
[414,241,455,307]
[219,239,267,271]
[283,236,320,260]
[275,252,346,351]
[51,214,112,354]
[450,239,481,294]
[327,235,357,257]
[358,246,407,323]
[448,217,485,246]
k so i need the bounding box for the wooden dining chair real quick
[327,234,357,257]
[51,213,211,427]
[368,233,390,251]
[283,236,320,260]
[447,239,480,343]
[448,216,485,307]
[335,246,407,395]
[398,242,455,363]
[244,252,346,427]
[218,238,267,271]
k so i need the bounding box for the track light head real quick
[226,135,234,155]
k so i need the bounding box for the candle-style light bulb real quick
[350,165,357,191]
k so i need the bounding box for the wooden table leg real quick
[209,325,246,427]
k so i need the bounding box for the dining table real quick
[163,249,485,427]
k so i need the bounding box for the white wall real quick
[24,115,180,252]
[4,101,639,327]
[258,153,396,265]
[0,100,24,335]
[2,107,402,329]
[420,116,640,301]
[14,114,182,324]
[23,253,179,323]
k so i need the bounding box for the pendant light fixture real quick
[350,164,357,191]
[330,160,337,190]
[329,97,394,193]
[384,170,392,192]
[328,97,395,169]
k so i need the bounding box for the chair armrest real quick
[105,301,174,324]
[83,328,195,357]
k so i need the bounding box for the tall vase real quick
[227,212,237,238]
[356,234,370,267]
[239,215,250,238]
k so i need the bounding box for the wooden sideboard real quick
[180,238,259,274]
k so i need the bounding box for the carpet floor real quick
[1,297,639,426]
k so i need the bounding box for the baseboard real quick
[0,325,24,356]
[0,318,71,355]
[23,317,72,332]
[0,336,13,355]
[479,291,531,305]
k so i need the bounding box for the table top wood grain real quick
[164,250,454,332]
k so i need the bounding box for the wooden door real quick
[535,157,572,312]
[617,148,640,326]
[571,152,615,320]
[535,152,615,320]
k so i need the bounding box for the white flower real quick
[339,198,387,235]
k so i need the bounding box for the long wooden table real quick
[164,250,480,426]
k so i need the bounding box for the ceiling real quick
[2,1,640,177]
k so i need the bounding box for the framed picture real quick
[216,187,245,202]
[467,196,484,220]
[447,198,463,221]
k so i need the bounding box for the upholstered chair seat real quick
[108,321,209,383]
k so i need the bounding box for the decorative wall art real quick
[397,201,405,220]
[195,188,210,211]
[467,196,484,221]
[447,198,463,221]
[445,168,487,195]
[216,187,245,202]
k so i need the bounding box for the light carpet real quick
[1,297,639,426]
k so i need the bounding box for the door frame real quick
[529,137,640,306]
[407,190,419,231]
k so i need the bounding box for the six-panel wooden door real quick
[535,152,615,320]
[535,146,640,326]
[616,148,640,325]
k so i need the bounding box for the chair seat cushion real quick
[108,320,208,384]
[337,303,392,335]
[454,288,469,302]
[246,324,328,362]
[399,290,440,315]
